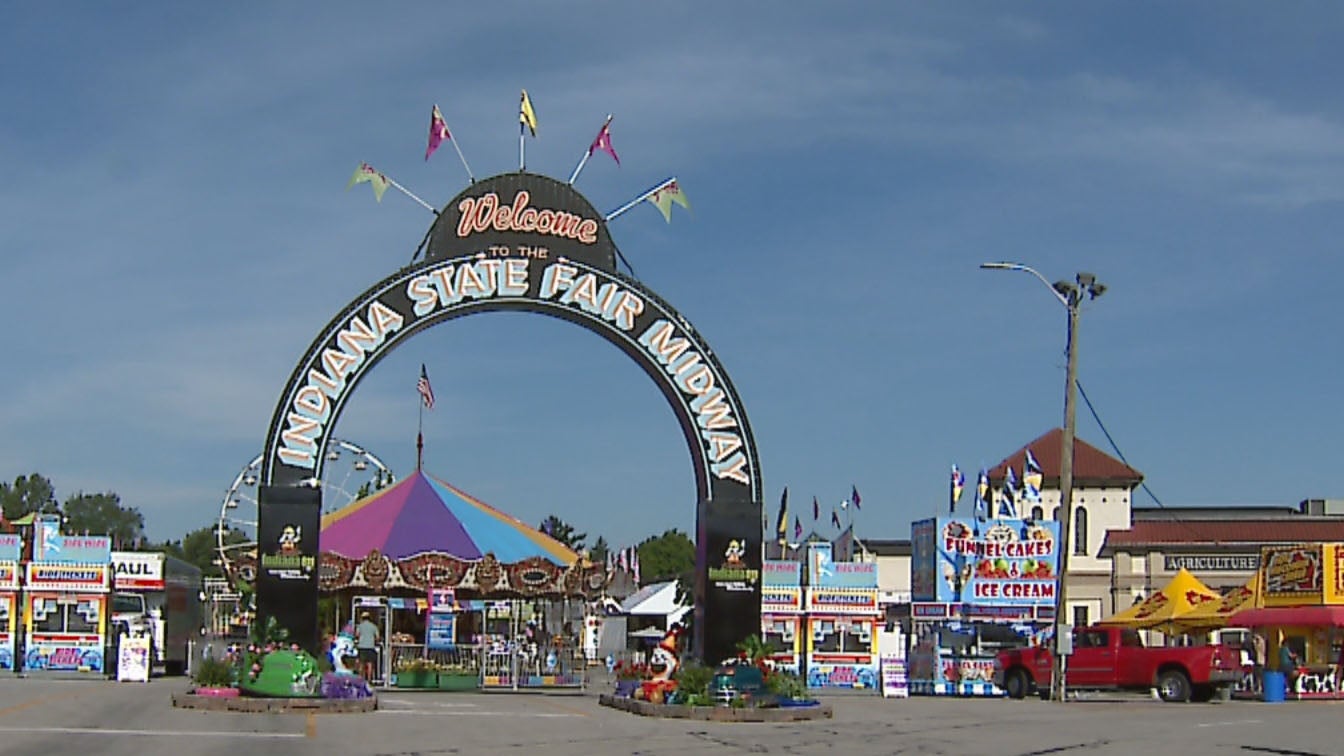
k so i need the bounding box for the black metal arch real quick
[257,174,763,663]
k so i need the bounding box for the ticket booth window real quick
[813,621,841,652]
[31,597,98,634]
[763,620,793,651]
[841,620,871,651]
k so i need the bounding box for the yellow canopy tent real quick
[1098,568,1222,633]
[1172,572,1262,633]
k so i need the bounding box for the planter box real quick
[436,673,478,691]
[395,670,435,688]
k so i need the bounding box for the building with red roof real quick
[982,428,1342,630]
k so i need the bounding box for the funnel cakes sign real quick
[910,517,1060,606]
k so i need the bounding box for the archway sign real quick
[257,172,762,664]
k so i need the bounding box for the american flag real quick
[417,364,435,410]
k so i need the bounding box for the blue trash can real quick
[1262,671,1286,703]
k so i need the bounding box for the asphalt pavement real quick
[0,675,1337,756]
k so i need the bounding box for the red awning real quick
[1229,606,1344,628]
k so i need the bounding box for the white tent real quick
[619,581,690,629]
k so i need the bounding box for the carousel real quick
[235,469,608,690]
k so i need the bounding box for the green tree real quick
[589,535,610,565]
[167,523,247,577]
[355,468,394,500]
[62,491,144,545]
[636,529,695,584]
[0,473,59,521]
[539,515,587,552]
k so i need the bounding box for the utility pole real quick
[1052,291,1081,703]
[980,263,1105,703]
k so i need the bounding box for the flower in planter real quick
[614,660,651,682]
[395,657,438,674]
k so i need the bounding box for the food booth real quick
[907,516,1060,696]
[23,529,111,673]
[1227,543,1344,699]
[761,560,803,674]
[0,534,21,670]
[802,543,881,690]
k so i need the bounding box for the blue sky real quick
[3,3,1342,552]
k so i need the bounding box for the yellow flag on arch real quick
[519,90,538,136]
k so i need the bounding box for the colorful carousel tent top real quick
[316,470,606,598]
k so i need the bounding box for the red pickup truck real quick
[994,625,1243,702]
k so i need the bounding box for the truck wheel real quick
[1156,670,1192,703]
[1004,670,1029,700]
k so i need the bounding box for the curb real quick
[598,694,832,722]
[171,692,378,714]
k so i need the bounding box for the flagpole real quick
[385,175,439,214]
[604,176,675,222]
[569,115,611,185]
[416,390,424,472]
[451,139,476,184]
[949,473,956,515]
[519,118,526,172]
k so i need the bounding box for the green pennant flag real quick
[347,162,390,202]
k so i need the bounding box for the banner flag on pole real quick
[417,364,435,409]
[974,469,989,520]
[851,485,862,511]
[812,496,819,521]
[1023,449,1043,502]
[775,487,789,546]
[830,507,841,529]
[520,89,538,136]
[426,104,451,160]
[347,162,390,202]
[589,115,619,165]
[951,465,966,506]
[648,178,691,222]
[999,468,1019,519]
[793,516,802,541]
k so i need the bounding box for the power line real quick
[1076,380,1213,544]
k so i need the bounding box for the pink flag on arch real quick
[588,116,619,165]
[425,104,451,161]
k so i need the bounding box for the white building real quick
[987,427,1143,628]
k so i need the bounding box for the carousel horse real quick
[329,630,358,676]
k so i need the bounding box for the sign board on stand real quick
[881,652,909,698]
[117,634,152,682]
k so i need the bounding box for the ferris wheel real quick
[216,438,394,583]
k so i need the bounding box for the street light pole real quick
[979,262,1105,703]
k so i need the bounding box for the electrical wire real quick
[1076,380,1215,545]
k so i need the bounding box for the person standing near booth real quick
[1278,637,1300,695]
[1251,632,1266,693]
[356,612,380,682]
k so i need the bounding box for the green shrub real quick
[765,669,806,699]
[194,657,234,688]
[673,662,714,698]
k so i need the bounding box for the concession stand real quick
[760,560,803,674]
[803,543,881,690]
[1228,543,1344,699]
[0,534,21,671]
[907,516,1060,696]
[23,530,112,673]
